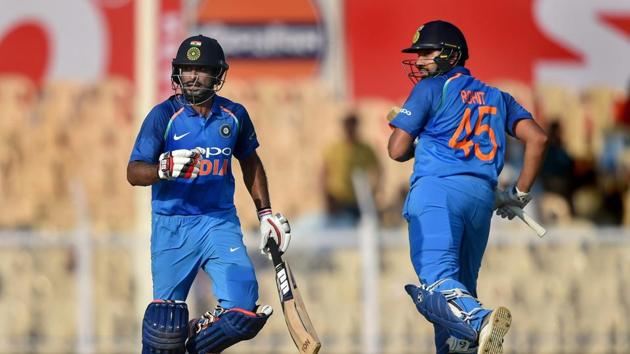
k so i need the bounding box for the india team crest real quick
[413,26,424,44]
[187,47,201,60]
[220,124,232,138]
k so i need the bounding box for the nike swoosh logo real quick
[173,132,190,141]
[230,247,240,252]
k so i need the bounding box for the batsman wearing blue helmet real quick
[388,21,548,353]
[127,35,291,354]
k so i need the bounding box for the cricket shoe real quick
[478,306,512,354]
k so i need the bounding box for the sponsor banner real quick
[345,0,630,100]
[193,0,325,79]
[195,24,324,59]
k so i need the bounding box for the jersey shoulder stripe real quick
[163,107,185,140]
[220,105,240,128]
[219,105,236,118]
[437,72,464,111]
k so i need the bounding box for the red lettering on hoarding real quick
[0,1,135,83]
[0,23,48,85]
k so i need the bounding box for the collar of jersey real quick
[446,66,470,77]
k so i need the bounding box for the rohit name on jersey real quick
[460,90,486,105]
[197,146,231,176]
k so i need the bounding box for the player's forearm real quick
[515,130,548,193]
[388,143,414,162]
[388,129,415,162]
[249,173,271,210]
[391,148,414,162]
[239,153,271,210]
[127,161,160,186]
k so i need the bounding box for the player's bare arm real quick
[388,127,415,162]
[238,151,271,210]
[513,119,549,192]
[238,151,291,255]
[494,118,548,220]
[127,161,159,186]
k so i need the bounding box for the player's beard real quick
[183,86,214,105]
[180,77,215,105]
[416,63,438,78]
[182,84,205,96]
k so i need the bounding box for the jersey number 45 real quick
[448,105,498,161]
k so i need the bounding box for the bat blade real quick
[269,240,321,354]
[279,262,321,354]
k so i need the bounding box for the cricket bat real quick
[386,106,401,122]
[267,239,321,354]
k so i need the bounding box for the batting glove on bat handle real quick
[258,208,291,257]
[158,148,202,180]
[265,238,284,266]
[494,185,532,220]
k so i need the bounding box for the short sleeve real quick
[233,105,260,160]
[129,104,171,163]
[502,91,533,137]
[389,78,443,138]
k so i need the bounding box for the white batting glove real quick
[258,208,291,256]
[494,185,532,220]
[158,148,202,180]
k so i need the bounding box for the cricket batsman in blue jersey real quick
[388,21,548,353]
[127,35,291,354]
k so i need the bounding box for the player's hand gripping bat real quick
[267,239,321,354]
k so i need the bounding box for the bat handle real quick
[266,238,284,266]
[508,206,547,238]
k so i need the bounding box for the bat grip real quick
[266,238,284,266]
[508,206,547,237]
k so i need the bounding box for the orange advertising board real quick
[194,0,325,79]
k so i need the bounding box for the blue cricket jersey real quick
[390,67,532,187]
[129,95,259,215]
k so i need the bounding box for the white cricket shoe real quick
[478,306,512,354]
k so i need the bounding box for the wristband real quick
[257,207,272,221]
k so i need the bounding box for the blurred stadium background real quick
[1,0,630,353]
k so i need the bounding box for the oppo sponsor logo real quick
[197,146,232,158]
